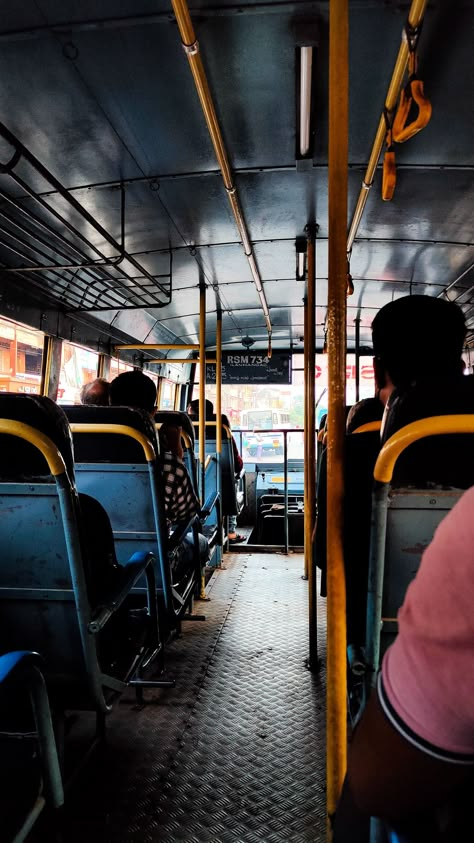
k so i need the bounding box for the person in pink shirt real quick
[335,486,474,839]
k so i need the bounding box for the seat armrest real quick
[168,514,199,551]
[88,551,155,633]
[200,489,219,520]
[0,651,43,684]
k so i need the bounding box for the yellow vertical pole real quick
[327,0,348,837]
[305,225,317,670]
[215,311,222,457]
[303,292,309,580]
[199,283,206,504]
[41,335,53,397]
[214,311,223,569]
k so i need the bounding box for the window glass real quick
[194,356,305,461]
[193,353,376,462]
[314,353,375,425]
[109,358,134,380]
[159,379,175,409]
[0,316,44,395]
[57,342,99,405]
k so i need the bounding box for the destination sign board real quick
[206,351,291,384]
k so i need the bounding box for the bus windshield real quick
[241,409,273,429]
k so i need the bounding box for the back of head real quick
[110,371,156,413]
[346,397,384,434]
[80,378,110,406]
[372,295,466,389]
[187,398,214,419]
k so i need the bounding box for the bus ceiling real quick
[0,1,471,351]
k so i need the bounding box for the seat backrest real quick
[193,421,238,515]
[155,409,197,491]
[382,376,474,487]
[64,404,160,464]
[0,395,121,710]
[64,405,197,622]
[154,409,195,445]
[366,412,474,679]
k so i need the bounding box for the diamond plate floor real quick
[62,553,327,842]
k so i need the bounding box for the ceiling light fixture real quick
[299,46,313,157]
[296,237,307,280]
[294,20,319,164]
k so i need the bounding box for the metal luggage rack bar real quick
[0,120,172,312]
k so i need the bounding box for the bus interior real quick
[0,0,472,841]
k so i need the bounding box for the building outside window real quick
[57,342,99,405]
[0,316,44,395]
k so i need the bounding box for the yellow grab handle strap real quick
[392,79,432,144]
[392,86,412,142]
[382,147,396,201]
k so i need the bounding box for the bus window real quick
[109,358,134,380]
[193,356,306,461]
[57,342,99,405]
[0,316,44,395]
[159,379,175,409]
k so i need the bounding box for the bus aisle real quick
[63,553,327,842]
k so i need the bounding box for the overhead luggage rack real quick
[0,121,172,312]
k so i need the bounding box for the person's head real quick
[346,397,384,434]
[109,371,157,414]
[80,378,110,406]
[372,295,466,401]
[187,398,214,419]
[158,423,183,460]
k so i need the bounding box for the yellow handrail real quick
[180,430,193,451]
[69,423,156,462]
[171,0,272,345]
[0,419,66,476]
[374,415,474,483]
[352,421,382,434]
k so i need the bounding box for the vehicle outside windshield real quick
[194,354,375,462]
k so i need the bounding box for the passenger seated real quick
[187,398,244,543]
[346,397,384,434]
[334,487,474,841]
[315,295,468,648]
[80,377,110,406]
[110,372,208,567]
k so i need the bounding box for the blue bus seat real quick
[199,454,222,545]
[154,409,198,491]
[0,650,63,843]
[382,375,474,486]
[341,376,474,653]
[193,421,243,516]
[0,395,160,713]
[364,412,474,697]
[64,404,202,629]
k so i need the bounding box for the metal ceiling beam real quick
[0,3,345,42]
[171,0,272,350]
[21,162,474,203]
